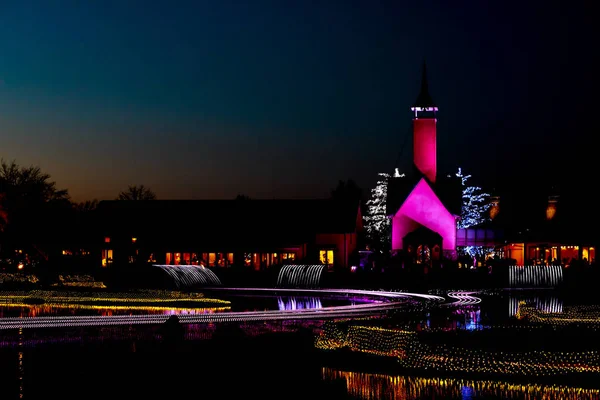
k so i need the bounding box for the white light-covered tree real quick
[364,172,391,250]
[456,167,492,257]
[456,167,490,229]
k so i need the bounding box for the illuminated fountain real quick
[154,265,222,289]
[276,264,325,289]
[508,265,563,288]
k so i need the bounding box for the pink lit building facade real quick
[385,65,596,267]
[387,64,462,262]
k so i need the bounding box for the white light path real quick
[443,291,482,306]
[0,288,444,330]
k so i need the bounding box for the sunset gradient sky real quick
[0,0,594,201]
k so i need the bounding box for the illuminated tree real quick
[455,167,492,257]
[117,185,157,200]
[455,167,490,229]
[364,173,391,250]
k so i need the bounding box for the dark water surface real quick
[1,290,599,399]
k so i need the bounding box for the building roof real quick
[386,173,462,217]
[96,199,360,248]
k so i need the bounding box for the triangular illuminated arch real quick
[391,178,457,251]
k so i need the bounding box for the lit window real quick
[132,237,137,243]
[227,253,234,265]
[208,253,216,267]
[104,237,111,243]
[319,250,334,265]
[101,249,113,267]
[252,253,260,270]
[281,253,296,262]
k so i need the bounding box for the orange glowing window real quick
[227,253,234,265]
[319,250,334,265]
[208,253,216,267]
[252,253,260,270]
[132,237,137,243]
[104,237,111,243]
[282,253,296,262]
[101,249,113,267]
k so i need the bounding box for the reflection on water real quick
[0,303,230,318]
[277,296,323,311]
[454,309,482,331]
[322,368,600,399]
[508,295,563,317]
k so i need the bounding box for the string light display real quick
[364,172,391,250]
[0,273,39,284]
[0,290,230,305]
[518,303,600,327]
[0,301,230,316]
[316,322,600,377]
[322,368,600,400]
[52,274,106,288]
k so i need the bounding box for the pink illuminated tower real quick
[412,63,438,183]
[389,63,459,260]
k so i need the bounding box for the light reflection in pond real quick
[508,295,563,317]
[0,303,230,318]
[322,368,600,399]
[277,296,323,311]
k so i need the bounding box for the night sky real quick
[0,0,595,202]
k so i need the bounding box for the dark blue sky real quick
[0,0,594,201]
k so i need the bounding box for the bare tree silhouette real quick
[117,185,157,200]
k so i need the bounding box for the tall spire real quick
[412,60,436,110]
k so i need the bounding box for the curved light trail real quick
[443,291,482,306]
[0,288,444,330]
